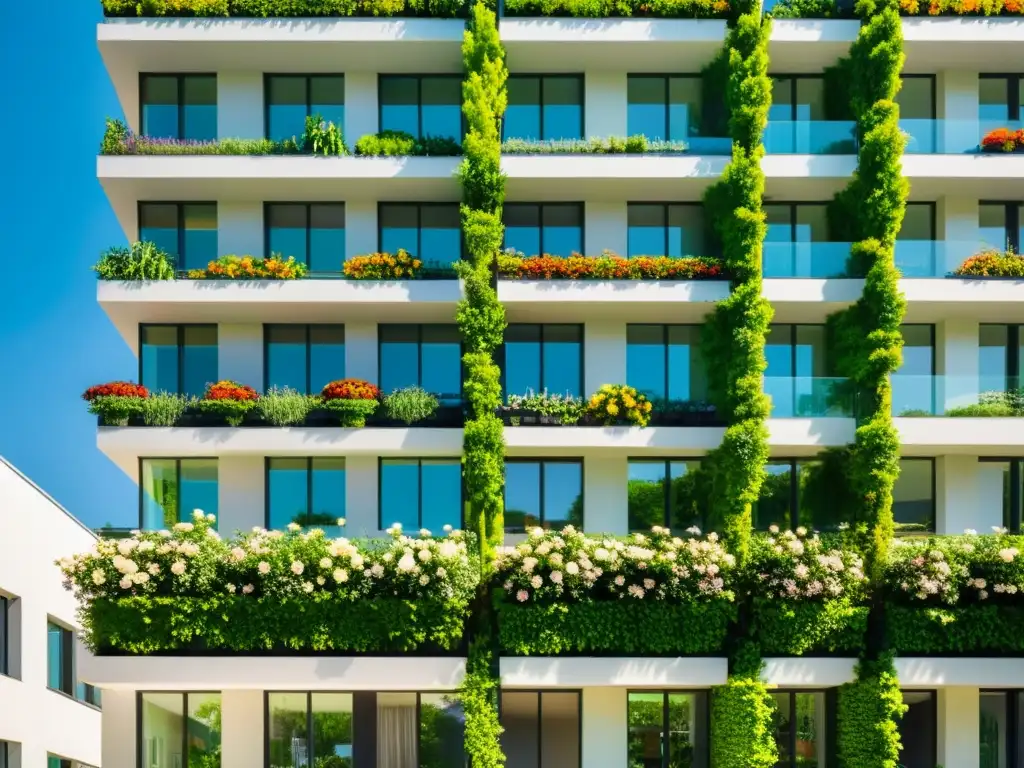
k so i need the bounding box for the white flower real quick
[398,554,416,572]
[418,549,432,562]
[794,564,810,580]
[117,540,137,556]
[391,522,403,532]
[231,547,246,561]
[138,540,154,553]
[768,524,780,534]
[614,575,625,586]
[206,513,216,523]
[173,522,194,532]
[530,575,543,589]
[419,575,430,586]
[179,542,200,557]
[643,578,655,590]
[147,563,160,576]
[993,526,1009,535]
[436,567,447,578]
[443,524,453,532]
[627,584,645,599]
[287,522,302,532]
[964,528,978,535]
[980,589,990,600]
[170,561,186,576]
[226,583,236,593]
[319,557,333,570]
[1000,548,1019,562]
[302,582,314,593]
[242,583,254,594]
[350,554,365,569]
[529,527,544,539]
[337,518,346,527]
[516,590,529,602]
[796,526,807,537]
[91,569,106,585]
[333,568,348,582]
[439,542,458,558]
[371,564,385,578]
[290,561,305,575]
[550,571,563,584]
[191,509,205,520]
[119,577,133,589]
[566,562,580,575]
[686,526,702,536]
[256,561,270,575]
[420,528,432,537]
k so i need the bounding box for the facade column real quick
[345,455,381,538]
[583,456,628,534]
[936,196,980,275]
[345,200,378,261]
[936,70,979,155]
[937,687,980,768]
[218,324,265,390]
[936,317,979,412]
[221,690,265,768]
[217,72,264,140]
[585,202,628,257]
[218,456,266,534]
[102,689,138,768]
[218,201,265,257]
[585,71,627,139]
[345,322,379,384]
[582,687,627,768]
[344,72,379,150]
[584,321,626,397]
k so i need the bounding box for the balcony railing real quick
[764,376,855,417]
[892,375,1024,417]
[763,240,985,279]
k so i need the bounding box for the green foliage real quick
[500,136,687,154]
[770,0,843,17]
[88,395,145,426]
[93,241,176,280]
[954,248,1024,277]
[302,114,348,156]
[886,604,1024,653]
[139,392,193,427]
[321,398,379,427]
[384,387,441,424]
[462,631,505,768]
[496,601,736,655]
[355,130,462,156]
[100,116,129,154]
[102,0,475,17]
[836,656,905,768]
[196,397,257,427]
[100,118,302,155]
[502,0,729,17]
[710,670,777,768]
[751,599,869,654]
[257,387,317,426]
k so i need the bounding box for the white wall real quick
[221,691,264,768]
[345,72,379,146]
[218,455,265,535]
[936,196,981,273]
[0,459,102,768]
[345,322,379,383]
[582,687,627,768]
[937,70,980,155]
[938,687,980,768]
[584,456,627,535]
[585,72,627,138]
[218,202,264,257]
[584,321,626,395]
[217,73,264,140]
[218,324,264,390]
[935,317,980,411]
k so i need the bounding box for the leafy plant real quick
[186,254,308,280]
[93,242,176,280]
[500,136,687,153]
[139,392,192,426]
[88,395,146,427]
[99,119,302,155]
[502,390,583,425]
[496,250,723,279]
[953,249,1024,278]
[769,0,843,17]
[102,0,474,17]
[302,114,348,156]
[502,0,730,17]
[322,399,379,427]
[257,387,317,426]
[355,130,461,156]
[585,384,652,426]
[383,387,440,425]
[343,250,423,279]
[196,380,259,426]
[100,117,129,154]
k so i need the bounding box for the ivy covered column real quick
[828,0,909,764]
[701,1,776,765]
[458,4,508,767]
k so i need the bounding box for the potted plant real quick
[382,386,439,425]
[196,381,259,426]
[585,384,653,427]
[82,381,149,426]
[321,379,381,427]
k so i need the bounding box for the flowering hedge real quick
[981,127,1024,152]
[494,526,737,654]
[747,529,869,654]
[884,534,1024,652]
[500,136,687,154]
[496,251,724,280]
[343,250,424,279]
[953,249,1024,277]
[899,0,1024,14]
[83,382,149,401]
[502,0,729,17]
[186,255,309,280]
[59,513,479,653]
[83,382,151,426]
[197,381,259,426]
[585,384,652,427]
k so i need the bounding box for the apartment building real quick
[0,457,102,768]
[77,3,1024,768]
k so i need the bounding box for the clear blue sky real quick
[0,3,138,528]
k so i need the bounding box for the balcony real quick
[764,376,855,418]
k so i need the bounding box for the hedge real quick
[886,604,1024,654]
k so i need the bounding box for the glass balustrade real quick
[764,376,856,418]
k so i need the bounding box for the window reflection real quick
[627,459,706,533]
[764,324,830,417]
[379,203,462,270]
[267,75,344,143]
[500,691,580,768]
[380,75,462,140]
[141,692,222,768]
[627,325,707,404]
[379,324,462,404]
[267,457,345,535]
[141,458,218,530]
[141,74,217,141]
[893,459,935,533]
[380,458,462,531]
[141,324,217,398]
[769,692,826,768]
[627,75,704,142]
[503,325,583,398]
[892,324,935,416]
[979,202,1023,253]
[898,691,936,768]
[266,203,345,273]
[979,75,1023,125]
[627,203,707,258]
[504,203,583,257]
[265,324,345,394]
[504,459,582,532]
[140,202,218,272]
[504,75,583,141]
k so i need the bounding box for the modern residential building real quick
[0,457,102,768]
[78,2,1024,768]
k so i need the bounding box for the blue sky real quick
[0,3,137,528]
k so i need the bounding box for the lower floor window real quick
[504,459,583,533]
[898,690,936,768]
[769,691,827,768]
[140,692,222,768]
[47,757,70,768]
[267,691,465,768]
[500,690,581,768]
[140,458,219,531]
[981,690,1024,768]
[77,681,102,708]
[379,458,462,532]
[266,457,345,535]
[627,691,709,768]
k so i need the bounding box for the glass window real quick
[979,202,1023,253]
[141,74,217,141]
[379,203,462,271]
[139,202,217,272]
[77,682,101,708]
[140,458,219,531]
[47,757,70,768]
[141,692,221,768]
[420,693,466,768]
[892,324,935,416]
[380,75,462,141]
[265,324,345,394]
[267,458,345,535]
[47,622,71,694]
[770,76,825,121]
[897,76,935,119]
[980,325,1011,392]
[898,691,936,768]
[266,203,345,274]
[980,75,1022,124]
[627,691,708,768]
[504,459,582,532]
[769,692,826,768]
[267,75,344,142]
[267,692,312,768]
[626,325,707,405]
[503,204,583,257]
[628,460,706,533]
[0,595,7,677]
[979,458,1024,533]
[764,324,829,417]
[380,458,462,531]
[1,742,7,768]
[379,324,462,404]
[627,204,707,258]
[980,690,1024,768]
[753,459,843,532]
[503,325,583,399]
[893,459,935,533]
[627,75,703,142]
[500,691,580,768]
[504,76,583,141]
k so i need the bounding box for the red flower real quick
[981,128,1018,152]
[82,381,149,401]
[203,380,258,401]
[321,379,382,401]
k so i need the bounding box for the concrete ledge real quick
[896,657,1024,688]
[897,417,1024,455]
[761,657,858,687]
[500,656,728,688]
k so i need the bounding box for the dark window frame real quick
[264,457,346,531]
[377,323,465,401]
[897,689,938,768]
[625,689,710,768]
[263,202,346,273]
[625,74,702,141]
[138,323,218,396]
[500,323,585,398]
[980,689,1022,766]
[503,457,584,533]
[377,458,465,530]
[137,457,218,530]
[980,74,1023,122]
[625,202,706,258]
[980,457,1024,533]
[46,620,74,697]
[626,457,705,533]
[502,202,586,256]
[980,200,1022,253]
[0,594,7,677]
[376,202,466,265]
[377,74,465,140]
[504,74,586,141]
[758,458,802,531]
[980,322,1024,382]
[263,323,346,395]
[136,201,218,270]
[626,323,704,403]
[497,688,584,768]
[769,689,831,768]
[894,457,938,535]
[263,74,346,140]
[138,691,221,768]
[138,73,217,139]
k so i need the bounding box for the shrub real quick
[769,0,843,16]
[302,114,348,156]
[100,121,302,156]
[343,250,423,279]
[323,399,379,427]
[496,250,723,280]
[501,390,583,425]
[355,130,462,156]
[500,136,687,153]
[257,387,318,426]
[100,117,130,154]
[197,381,259,426]
[322,379,381,427]
[94,242,176,280]
[383,387,440,425]
[187,254,309,280]
[953,249,1024,278]
[83,382,149,401]
[139,392,193,426]
[501,0,729,17]
[321,379,381,401]
[981,127,1023,152]
[944,392,1018,417]
[585,384,652,427]
[88,396,146,427]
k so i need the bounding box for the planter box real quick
[497,408,577,426]
[98,404,465,428]
[496,600,735,656]
[751,599,869,655]
[886,604,1024,655]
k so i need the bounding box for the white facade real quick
[0,458,102,768]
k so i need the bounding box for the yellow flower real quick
[594,394,605,403]
[623,395,636,408]
[607,403,619,416]
[644,401,653,412]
